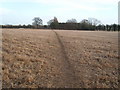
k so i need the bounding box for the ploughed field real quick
[2,29,118,88]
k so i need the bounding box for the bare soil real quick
[2,29,119,88]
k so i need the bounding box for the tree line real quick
[1,17,119,31]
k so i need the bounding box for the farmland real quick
[2,29,119,88]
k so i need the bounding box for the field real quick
[2,29,119,88]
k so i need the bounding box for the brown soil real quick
[2,29,119,88]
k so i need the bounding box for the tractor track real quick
[53,30,83,87]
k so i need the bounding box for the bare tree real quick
[32,17,43,28]
[53,17,58,23]
[88,18,101,26]
[66,18,77,23]
[80,19,91,30]
[47,17,58,25]
[47,19,54,25]
[47,17,59,29]
[81,19,89,24]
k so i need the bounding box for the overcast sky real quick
[0,0,119,25]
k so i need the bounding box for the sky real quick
[118,1,120,25]
[0,0,119,25]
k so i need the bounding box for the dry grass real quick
[56,30,118,88]
[2,29,118,88]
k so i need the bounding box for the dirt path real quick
[52,30,82,88]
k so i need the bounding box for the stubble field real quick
[2,29,119,88]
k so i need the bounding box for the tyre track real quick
[53,30,82,88]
